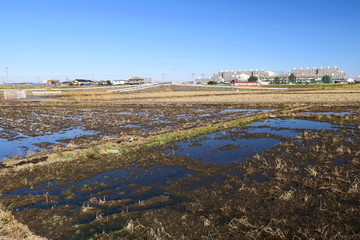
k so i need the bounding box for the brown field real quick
[0,86,359,240]
[48,86,360,102]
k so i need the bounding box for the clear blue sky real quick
[0,0,359,82]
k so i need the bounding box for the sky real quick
[0,0,359,82]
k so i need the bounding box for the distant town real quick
[43,76,153,87]
[196,66,358,85]
[1,66,359,87]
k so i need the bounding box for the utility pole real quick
[5,67,8,83]
[191,73,195,82]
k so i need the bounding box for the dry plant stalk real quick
[53,88,360,102]
[0,204,46,240]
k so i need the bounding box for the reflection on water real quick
[0,128,96,160]
[0,118,345,224]
[3,166,192,218]
[0,108,272,160]
[302,111,354,115]
[247,118,340,130]
[167,119,341,165]
[168,136,279,165]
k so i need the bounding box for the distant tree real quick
[274,77,281,84]
[106,80,112,85]
[248,76,258,82]
[288,74,296,84]
[322,75,331,83]
[208,81,217,85]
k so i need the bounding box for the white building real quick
[292,66,346,81]
[112,80,127,85]
[211,69,274,82]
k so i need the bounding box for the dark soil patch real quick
[14,156,48,166]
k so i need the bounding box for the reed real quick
[0,204,46,240]
[51,88,360,102]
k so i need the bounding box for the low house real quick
[93,80,109,85]
[128,77,145,85]
[43,79,60,85]
[73,79,93,86]
[112,77,148,85]
[260,75,289,84]
[113,80,127,85]
[59,81,73,86]
[293,75,322,84]
[260,75,322,84]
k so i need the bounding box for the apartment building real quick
[292,66,346,81]
[197,66,348,85]
[211,69,275,82]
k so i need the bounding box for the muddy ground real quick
[0,102,359,240]
[0,102,277,160]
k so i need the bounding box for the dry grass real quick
[51,88,360,102]
[0,204,46,240]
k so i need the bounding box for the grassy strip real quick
[2,112,271,171]
[145,114,269,147]
[72,113,272,161]
[0,204,46,240]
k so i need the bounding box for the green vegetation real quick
[288,73,296,84]
[248,75,258,82]
[207,81,217,85]
[274,77,281,84]
[322,75,332,83]
[145,114,269,147]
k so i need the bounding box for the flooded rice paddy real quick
[166,118,344,165]
[0,103,270,160]
[0,102,359,239]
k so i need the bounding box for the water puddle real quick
[0,108,275,160]
[0,117,352,231]
[247,118,340,130]
[3,165,192,217]
[123,124,143,128]
[220,109,271,114]
[166,119,342,165]
[332,158,347,166]
[0,128,96,160]
[167,136,279,165]
[302,111,354,115]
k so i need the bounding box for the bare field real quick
[50,87,360,102]
[0,98,359,239]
